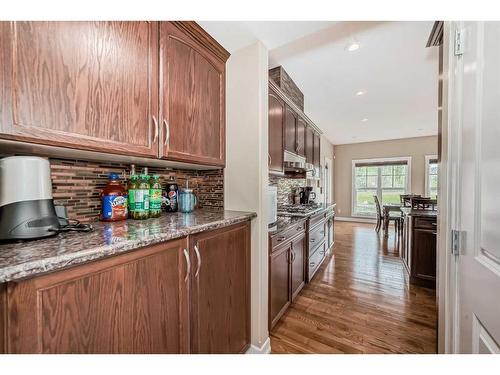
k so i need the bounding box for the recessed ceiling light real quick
[355,90,366,96]
[345,41,360,52]
[361,118,368,122]
[418,128,423,131]
[352,136,357,139]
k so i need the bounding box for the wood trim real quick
[0,283,6,353]
[427,21,444,47]
[269,79,322,135]
[169,21,230,63]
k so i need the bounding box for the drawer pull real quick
[291,251,296,262]
[277,236,286,242]
[319,231,325,235]
[309,262,316,268]
[431,222,437,226]
[310,238,316,243]
[296,226,302,231]
[320,250,325,255]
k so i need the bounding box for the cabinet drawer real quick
[270,220,306,250]
[308,241,326,280]
[308,221,326,250]
[309,211,327,228]
[414,217,437,230]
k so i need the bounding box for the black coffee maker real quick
[299,187,316,204]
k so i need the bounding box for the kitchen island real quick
[0,209,255,354]
[400,208,437,289]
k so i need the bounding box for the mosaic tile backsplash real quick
[269,175,306,205]
[47,159,224,222]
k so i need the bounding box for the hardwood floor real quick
[270,221,437,354]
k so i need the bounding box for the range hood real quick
[283,151,314,173]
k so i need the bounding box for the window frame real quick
[351,156,412,218]
[425,154,438,198]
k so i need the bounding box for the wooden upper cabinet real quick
[0,22,159,157]
[284,105,297,154]
[313,132,321,167]
[305,126,314,164]
[296,117,306,157]
[6,238,190,354]
[268,88,284,174]
[189,222,251,353]
[159,22,228,167]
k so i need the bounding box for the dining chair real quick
[411,197,437,210]
[400,194,421,207]
[373,195,402,235]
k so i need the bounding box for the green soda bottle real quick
[138,174,150,219]
[128,175,138,219]
[149,175,162,218]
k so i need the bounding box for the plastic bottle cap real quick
[109,173,119,180]
[152,174,160,179]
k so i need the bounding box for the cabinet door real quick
[6,238,190,353]
[268,90,284,174]
[296,117,306,157]
[284,105,297,153]
[412,228,437,283]
[0,22,159,157]
[313,132,321,167]
[269,244,291,330]
[290,234,306,301]
[160,22,226,166]
[190,222,250,353]
[305,126,314,164]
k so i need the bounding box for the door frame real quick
[438,20,463,354]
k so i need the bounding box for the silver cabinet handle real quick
[268,154,271,165]
[183,249,190,283]
[194,244,201,278]
[310,238,316,243]
[291,251,296,262]
[277,236,286,242]
[152,116,159,143]
[310,262,316,268]
[163,119,170,147]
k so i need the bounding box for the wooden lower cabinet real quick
[0,221,251,354]
[269,230,306,330]
[189,222,251,354]
[400,214,437,289]
[269,244,291,330]
[290,234,306,300]
[5,238,190,354]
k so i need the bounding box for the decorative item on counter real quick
[101,173,128,222]
[149,174,162,218]
[163,176,179,212]
[178,179,197,213]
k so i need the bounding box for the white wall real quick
[224,41,270,353]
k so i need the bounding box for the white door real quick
[453,21,500,353]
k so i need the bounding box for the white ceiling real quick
[200,21,438,145]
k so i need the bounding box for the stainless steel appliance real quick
[0,156,60,240]
[267,185,278,225]
[300,186,316,204]
[283,151,314,173]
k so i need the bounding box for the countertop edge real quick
[0,212,256,284]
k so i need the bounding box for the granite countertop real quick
[268,216,306,236]
[276,202,336,218]
[0,209,256,283]
[269,203,336,235]
[401,208,438,218]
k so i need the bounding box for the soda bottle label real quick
[134,190,145,211]
[128,189,136,212]
[150,189,162,210]
[143,189,150,211]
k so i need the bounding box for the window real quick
[352,158,411,217]
[425,155,438,199]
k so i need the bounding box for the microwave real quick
[267,185,278,225]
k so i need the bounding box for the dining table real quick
[382,203,403,237]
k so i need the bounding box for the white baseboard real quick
[246,337,271,354]
[336,216,376,224]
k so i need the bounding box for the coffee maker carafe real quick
[300,186,316,204]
